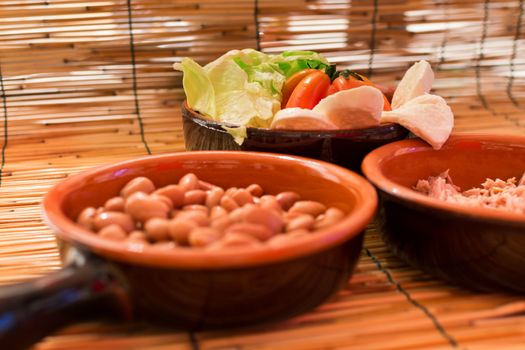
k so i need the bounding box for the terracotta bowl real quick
[181,102,408,172]
[0,151,377,349]
[362,134,525,293]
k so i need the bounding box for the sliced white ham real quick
[312,86,384,129]
[391,60,434,109]
[270,108,337,130]
[380,94,454,150]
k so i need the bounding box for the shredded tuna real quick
[414,170,525,215]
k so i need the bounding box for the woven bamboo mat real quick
[7,219,525,350]
[4,108,525,350]
[2,0,525,349]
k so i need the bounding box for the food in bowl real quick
[77,173,347,249]
[174,49,454,149]
[361,134,525,292]
[1,151,376,348]
[414,170,525,214]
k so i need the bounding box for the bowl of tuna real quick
[362,134,525,293]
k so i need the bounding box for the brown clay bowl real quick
[0,151,377,349]
[181,102,409,172]
[361,134,525,293]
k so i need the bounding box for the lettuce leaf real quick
[173,58,216,118]
[222,125,247,145]
[174,49,329,132]
[205,53,279,127]
[270,50,330,78]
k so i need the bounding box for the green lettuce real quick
[174,49,329,132]
[270,50,330,78]
[174,58,216,118]
[222,125,247,146]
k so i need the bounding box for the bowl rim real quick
[181,101,407,137]
[43,151,377,270]
[361,133,525,226]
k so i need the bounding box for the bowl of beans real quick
[0,151,377,349]
[362,134,525,293]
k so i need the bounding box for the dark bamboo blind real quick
[1,0,524,160]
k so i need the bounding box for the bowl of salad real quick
[175,49,453,171]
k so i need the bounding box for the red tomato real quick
[326,77,365,95]
[285,71,331,110]
[327,75,392,111]
[281,69,319,108]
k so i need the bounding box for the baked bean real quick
[153,185,185,208]
[151,194,174,210]
[104,197,125,212]
[189,227,222,247]
[259,195,282,213]
[286,214,315,232]
[276,191,300,211]
[121,177,155,198]
[93,211,135,232]
[268,230,309,247]
[98,224,127,241]
[214,232,261,249]
[246,184,264,197]
[259,194,273,202]
[182,204,209,215]
[183,189,206,205]
[210,215,233,231]
[168,219,198,245]
[314,207,345,229]
[176,210,210,227]
[228,207,246,222]
[128,230,147,242]
[283,210,305,222]
[220,195,239,212]
[198,180,215,191]
[125,192,170,222]
[144,218,171,241]
[226,222,274,241]
[231,188,253,206]
[169,209,180,219]
[77,207,96,230]
[224,187,238,197]
[244,206,284,234]
[289,201,326,217]
[328,207,345,219]
[205,187,224,208]
[179,173,199,191]
[210,205,228,220]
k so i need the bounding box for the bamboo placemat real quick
[2,0,525,349]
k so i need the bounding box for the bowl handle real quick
[0,251,131,350]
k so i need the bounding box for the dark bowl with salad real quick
[175,49,408,171]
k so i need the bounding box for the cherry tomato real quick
[281,69,319,108]
[285,71,331,110]
[327,74,392,111]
